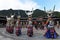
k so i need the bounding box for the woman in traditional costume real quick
[44,17,59,38]
[6,16,14,34]
[15,16,21,36]
[27,15,33,37]
[6,17,11,33]
[10,15,14,34]
[33,21,38,30]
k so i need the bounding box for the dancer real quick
[27,15,33,37]
[39,18,44,30]
[10,15,14,33]
[34,21,38,30]
[6,17,11,33]
[44,17,59,39]
[15,16,21,36]
[6,16,14,34]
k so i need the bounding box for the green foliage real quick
[53,11,60,17]
[32,9,47,17]
[0,9,60,18]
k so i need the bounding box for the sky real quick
[0,0,60,11]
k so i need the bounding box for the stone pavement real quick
[0,35,13,40]
[0,27,60,40]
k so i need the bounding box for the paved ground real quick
[0,27,60,40]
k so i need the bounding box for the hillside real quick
[0,9,60,18]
